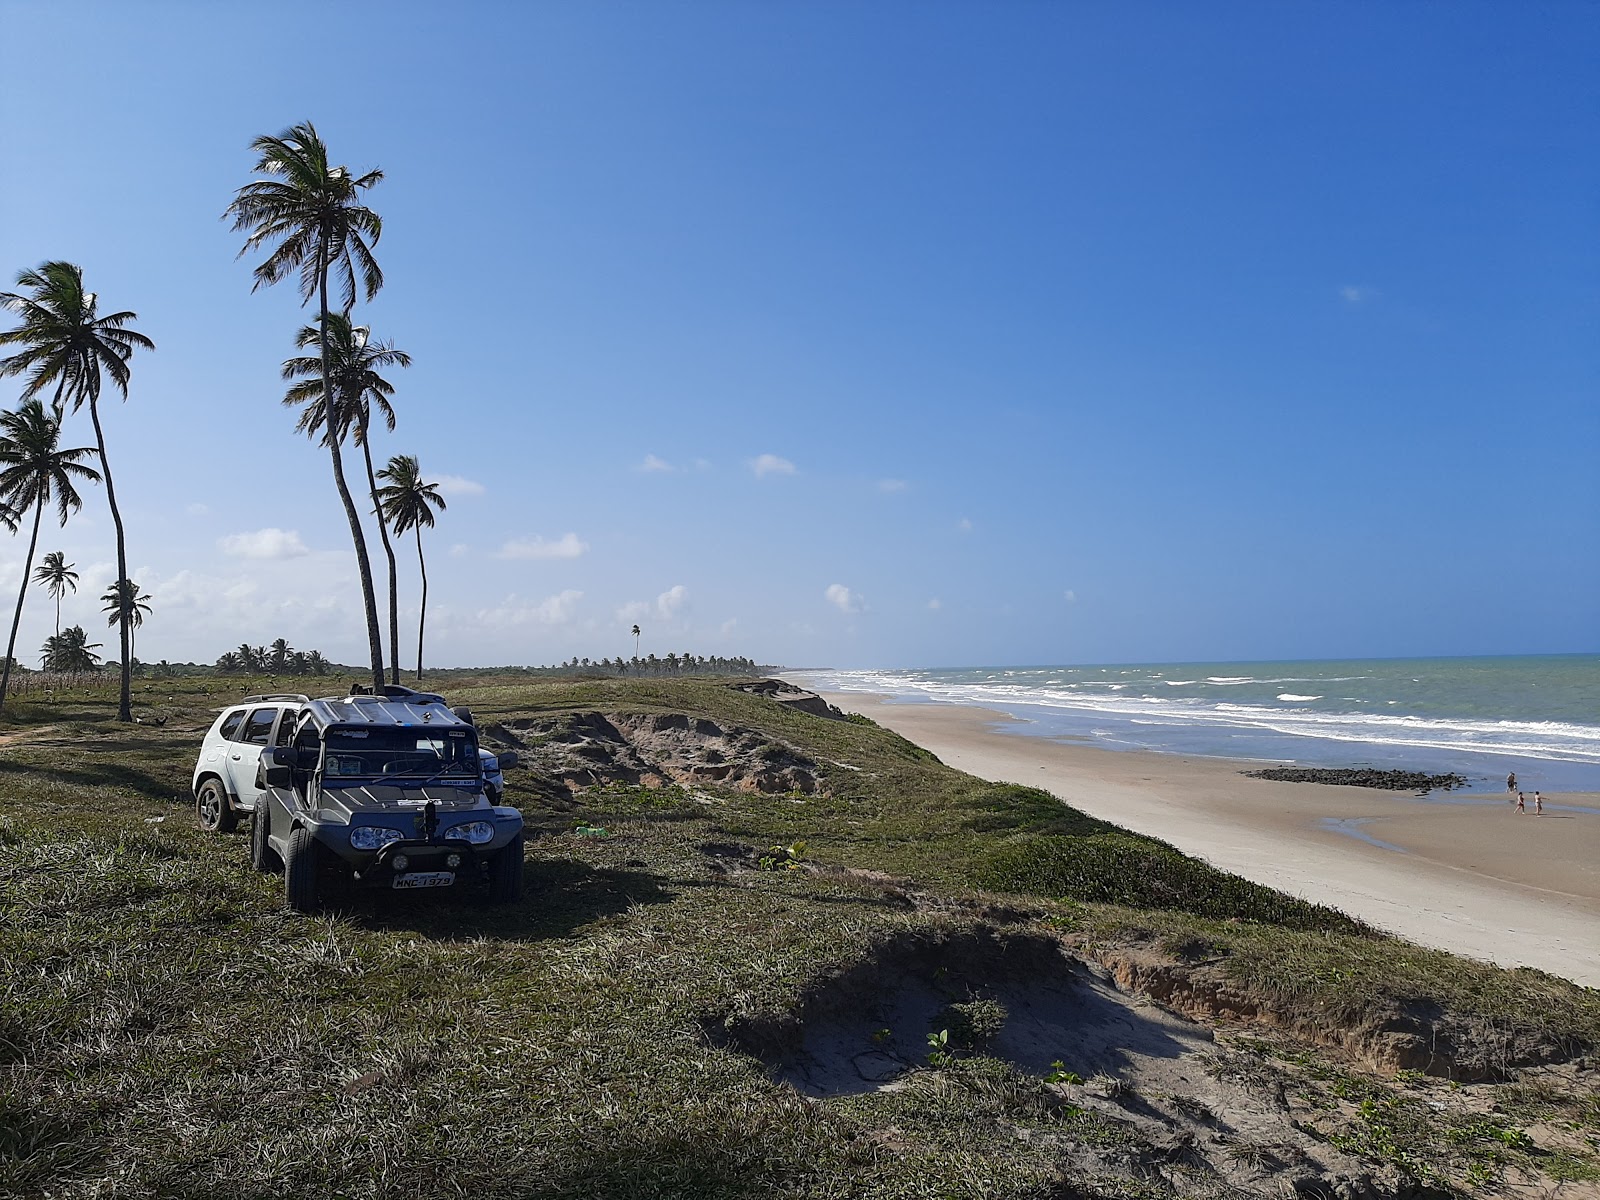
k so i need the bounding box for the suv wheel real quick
[487,833,524,904]
[196,778,236,834]
[285,826,323,913]
[251,798,282,873]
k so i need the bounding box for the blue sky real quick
[1,1,1595,669]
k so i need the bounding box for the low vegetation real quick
[2,673,1597,1198]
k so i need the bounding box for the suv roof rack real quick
[240,693,312,704]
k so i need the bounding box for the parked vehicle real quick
[247,689,525,912]
[192,686,511,831]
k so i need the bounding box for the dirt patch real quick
[1085,944,1584,1081]
[704,926,1433,1198]
[730,679,849,721]
[503,711,823,797]
[0,724,58,746]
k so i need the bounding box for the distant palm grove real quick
[0,122,456,718]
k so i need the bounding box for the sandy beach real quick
[801,686,1600,987]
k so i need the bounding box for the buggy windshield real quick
[322,727,480,781]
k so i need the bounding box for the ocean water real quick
[794,655,1600,794]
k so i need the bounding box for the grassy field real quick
[2,674,1598,1198]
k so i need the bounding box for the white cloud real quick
[719,617,738,636]
[449,543,470,558]
[878,479,909,493]
[477,589,584,628]
[496,532,588,560]
[927,597,942,610]
[432,474,485,497]
[186,502,209,517]
[825,583,864,614]
[639,454,674,473]
[1340,284,1377,305]
[692,458,712,471]
[750,453,797,478]
[218,528,309,560]
[617,584,690,624]
[1063,589,1077,603]
[956,517,974,533]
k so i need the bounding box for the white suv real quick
[193,688,510,833]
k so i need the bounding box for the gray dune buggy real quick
[249,690,525,913]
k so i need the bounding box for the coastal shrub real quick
[971,834,1369,934]
[933,998,1008,1054]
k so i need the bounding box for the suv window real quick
[273,710,300,747]
[219,710,247,741]
[242,707,278,746]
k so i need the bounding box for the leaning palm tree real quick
[42,625,102,674]
[281,313,409,683]
[34,550,78,636]
[374,455,446,681]
[0,261,153,722]
[101,579,151,664]
[0,400,100,715]
[226,121,386,692]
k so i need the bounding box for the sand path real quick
[803,688,1600,987]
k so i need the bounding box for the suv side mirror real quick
[263,746,299,788]
[496,750,519,771]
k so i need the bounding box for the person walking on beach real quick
[1507,772,1517,794]
[1534,791,1543,815]
[1516,791,1526,813]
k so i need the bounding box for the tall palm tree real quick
[226,121,386,692]
[34,551,78,636]
[101,579,151,664]
[281,313,409,683]
[631,624,641,656]
[0,400,100,715]
[0,261,153,722]
[374,455,446,681]
[42,625,102,673]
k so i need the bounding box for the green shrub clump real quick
[933,998,1008,1054]
[972,833,1369,934]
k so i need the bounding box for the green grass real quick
[2,673,1598,1198]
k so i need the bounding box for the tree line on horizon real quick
[0,121,453,722]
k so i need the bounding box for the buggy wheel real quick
[196,778,236,834]
[284,826,323,913]
[251,797,282,873]
[487,833,524,904]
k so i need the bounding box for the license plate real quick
[392,871,455,890]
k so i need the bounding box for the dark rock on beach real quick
[1243,766,1468,792]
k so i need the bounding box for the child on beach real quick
[1516,792,1526,813]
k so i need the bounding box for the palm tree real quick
[268,637,293,671]
[236,642,260,672]
[33,551,78,636]
[631,624,641,656]
[101,579,151,664]
[0,400,100,714]
[0,261,153,722]
[374,454,446,681]
[305,649,328,676]
[226,122,386,692]
[42,625,102,673]
[215,651,243,674]
[281,313,409,684]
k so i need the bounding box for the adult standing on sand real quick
[1516,791,1526,813]
[1507,772,1517,794]
[1535,791,1543,815]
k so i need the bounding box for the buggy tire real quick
[197,778,236,834]
[487,833,524,904]
[284,826,322,913]
[251,797,282,873]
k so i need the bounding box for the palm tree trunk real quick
[414,523,428,681]
[360,433,401,685]
[0,499,46,717]
[318,264,385,692]
[86,397,133,722]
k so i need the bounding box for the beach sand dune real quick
[806,688,1600,987]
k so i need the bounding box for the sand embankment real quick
[800,686,1600,987]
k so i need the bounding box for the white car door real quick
[227,706,280,811]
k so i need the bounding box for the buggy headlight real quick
[444,820,495,845]
[350,825,408,850]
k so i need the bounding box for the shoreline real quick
[797,684,1600,987]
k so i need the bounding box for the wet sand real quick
[804,687,1600,987]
